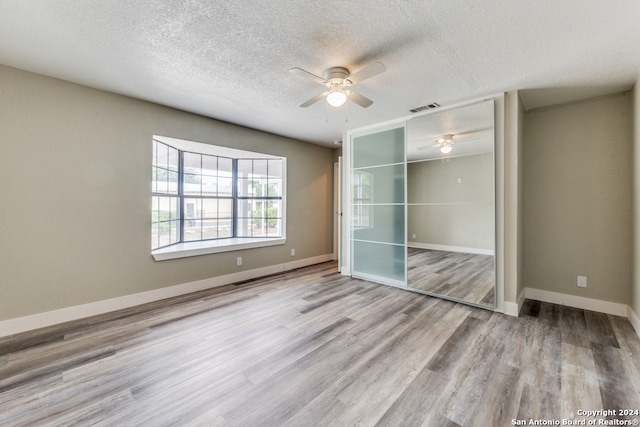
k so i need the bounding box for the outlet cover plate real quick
[577,276,587,288]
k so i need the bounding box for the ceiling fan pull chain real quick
[345,99,349,123]
[325,100,329,123]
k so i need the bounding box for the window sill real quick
[152,237,286,261]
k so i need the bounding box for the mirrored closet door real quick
[406,100,496,308]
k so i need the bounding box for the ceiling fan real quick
[289,62,386,108]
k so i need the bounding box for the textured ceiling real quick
[1,0,639,147]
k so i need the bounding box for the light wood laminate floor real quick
[408,248,495,307]
[1,262,639,426]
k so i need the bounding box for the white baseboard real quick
[503,302,518,317]
[524,287,628,317]
[503,288,526,317]
[503,288,527,317]
[0,253,333,338]
[408,242,494,256]
[628,305,640,339]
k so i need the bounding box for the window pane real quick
[218,223,232,238]
[183,152,201,169]
[253,159,268,177]
[238,159,252,178]
[202,175,217,196]
[267,218,282,237]
[266,200,282,219]
[184,173,201,195]
[152,196,159,223]
[237,199,250,218]
[202,219,217,240]
[167,171,179,194]
[184,220,202,241]
[249,179,267,197]
[152,166,158,193]
[151,221,159,249]
[158,197,171,221]
[237,178,249,197]
[219,157,233,175]
[158,220,179,248]
[201,199,218,219]
[237,216,250,237]
[152,196,179,249]
[184,199,200,220]
[159,222,171,247]
[170,197,179,220]
[168,146,179,170]
[219,199,232,219]
[156,142,169,169]
[218,177,233,197]
[171,220,179,245]
[202,155,217,174]
[267,179,282,197]
[252,218,266,237]
[268,159,282,178]
[154,168,165,193]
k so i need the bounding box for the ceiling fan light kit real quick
[440,144,453,154]
[437,134,455,155]
[326,88,347,107]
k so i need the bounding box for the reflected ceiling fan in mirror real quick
[417,132,481,156]
[435,134,455,154]
[289,62,386,109]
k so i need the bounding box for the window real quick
[151,136,286,259]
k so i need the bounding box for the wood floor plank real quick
[560,342,602,420]
[1,261,639,426]
[593,342,640,413]
[516,384,559,421]
[608,314,640,383]
[471,362,522,426]
[561,306,591,348]
[584,310,620,348]
[538,301,562,327]
[375,365,446,427]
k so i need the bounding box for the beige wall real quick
[407,154,494,250]
[633,83,640,316]
[0,65,335,322]
[523,93,633,304]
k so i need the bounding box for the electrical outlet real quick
[412,233,416,239]
[237,256,242,266]
[291,248,295,257]
[577,275,587,288]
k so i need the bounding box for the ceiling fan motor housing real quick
[324,67,352,86]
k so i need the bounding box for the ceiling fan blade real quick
[289,67,326,85]
[347,62,386,84]
[300,91,328,107]
[417,142,442,150]
[347,90,373,108]
[455,136,480,142]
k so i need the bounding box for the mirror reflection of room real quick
[406,100,495,308]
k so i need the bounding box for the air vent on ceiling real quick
[409,102,440,113]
